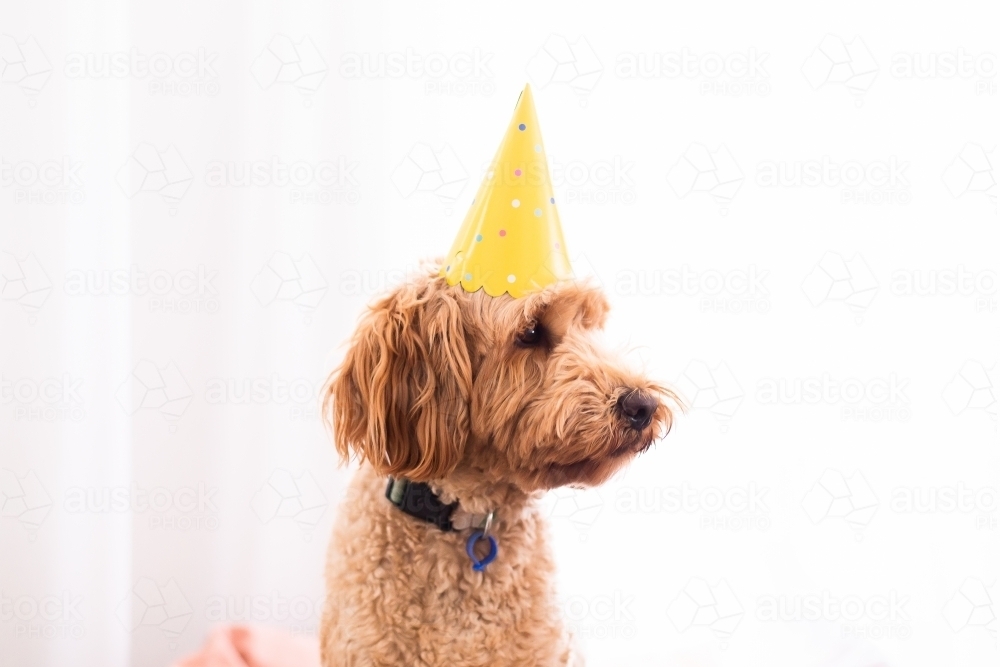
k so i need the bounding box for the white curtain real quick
[2,2,996,667]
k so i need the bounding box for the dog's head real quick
[325,265,674,493]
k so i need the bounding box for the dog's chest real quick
[322,468,573,666]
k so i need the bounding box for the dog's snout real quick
[615,391,657,430]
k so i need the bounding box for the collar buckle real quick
[385,477,458,532]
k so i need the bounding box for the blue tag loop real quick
[465,531,498,571]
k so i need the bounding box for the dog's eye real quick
[516,323,544,347]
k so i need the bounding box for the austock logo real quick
[392,143,468,205]
[204,375,324,420]
[64,47,220,96]
[667,578,744,644]
[0,251,52,322]
[0,468,52,536]
[615,47,770,97]
[667,143,743,214]
[756,373,911,423]
[942,144,996,209]
[801,252,879,323]
[890,266,997,314]
[943,578,997,637]
[115,360,193,429]
[251,35,327,98]
[204,156,360,205]
[756,156,911,205]
[64,265,220,314]
[340,47,495,97]
[1,589,85,640]
[1,372,85,423]
[615,265,770,315]
[755,590,912,640]
[0,34,52,98]
[542,486,605,540]
[942,361,997,421]
[250,252,328,324]
[675,360,744,432]
[116,578,192,643]
[560,591,636,640]
[204,592,325,634]
[338,265,416,297]
[801,34,878,105]
[802,469,879,539]
[890,484,997,530]
[251,469,328,540]
[890,49,997,95]
[1,156,85,204]
[116,143,193,208]
[615,482,770,531]
[64,482,220,531]
[526,35,602,103]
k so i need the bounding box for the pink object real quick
[171,625,321,667]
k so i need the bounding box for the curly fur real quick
[321,264,676,666]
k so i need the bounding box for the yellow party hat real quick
[440,84,572,298]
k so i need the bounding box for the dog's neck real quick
[433,466,537,517]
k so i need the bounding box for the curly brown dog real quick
[319,263,674,666]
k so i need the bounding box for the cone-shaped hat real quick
[440,84,572,298]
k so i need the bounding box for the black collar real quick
[385,477,458,532]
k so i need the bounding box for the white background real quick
[1,1,997,666]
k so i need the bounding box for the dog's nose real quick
[616,391,657,430]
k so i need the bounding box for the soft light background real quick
[1,1,997,666]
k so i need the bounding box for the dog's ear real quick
[324,275,471,482]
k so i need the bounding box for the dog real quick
[318,263,675,666]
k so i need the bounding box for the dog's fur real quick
[320,265,674,666]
